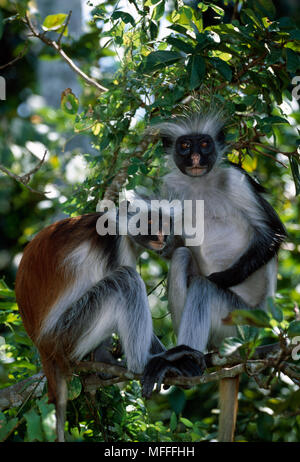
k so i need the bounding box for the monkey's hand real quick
[141,345,206,399]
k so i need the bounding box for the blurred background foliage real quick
[0,0,300,442]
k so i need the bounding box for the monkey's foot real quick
[141,345,206,399]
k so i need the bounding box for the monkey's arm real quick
[208,178,286,289]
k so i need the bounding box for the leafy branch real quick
[1,341,298,412]
[23,12,108,93]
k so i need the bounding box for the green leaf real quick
[153,1,165,21]
[211,57,232,81]
[170,412,177,432]
[257,413,274,441]
[267,297,283,322]
[286,48,300,73]
[111,11,135,26]
[167,24,190,36]
[219,337,244,357]
[14,0,28,17]
[243,8,264,29]
[0,413,18,442]
[42,14,68,35]
[180,417,194,428]
[253,0,276,20]
[227,309,271,328]
[288,320,300,338]
[142,50,182,72]
[149,21,159,40]
[166,37,194,54]
[209,4,225,17]
[188,55,206,90]
[128,164,139,175]
[61,89,79,115]
[289,156,300,196]
[0,279,15,298]
[168,387,186,415]
[24,408,44,442]
[261,116,289,124]
[68,375,82,400]
[37,398,56,442]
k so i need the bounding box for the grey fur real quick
[154,110,284,353]
[43,266,154,374]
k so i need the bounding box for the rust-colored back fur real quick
[15,213,102,402]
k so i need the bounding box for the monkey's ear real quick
[216,129,225,145]
[161,136,173,150]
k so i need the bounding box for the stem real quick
[24,13,108,93]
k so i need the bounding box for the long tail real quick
[40,354,68,442]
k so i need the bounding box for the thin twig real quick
[0,150,48,195]
[57,10,72,48]
[0,42,29,70]
[250,146,288,168]
[253,142,298,159]
[24,13,107,93]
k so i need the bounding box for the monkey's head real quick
[155,111,226,177]
[122,201,173,252]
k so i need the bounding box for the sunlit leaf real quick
[42,14,69,36]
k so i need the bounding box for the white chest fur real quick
[164,165,254,275]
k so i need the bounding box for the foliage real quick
[0,0,300,442]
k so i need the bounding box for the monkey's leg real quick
[176,275,248,351]
[64,266,155,375]
[40,266,156,440]
[141,248,206,398]
[172,276,249,443]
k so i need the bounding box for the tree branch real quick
[24,13,108,93]
[0,343,295,411]
[0,372,45,411]
[0,42,29,70]
[102,134,158,202]
[0,150,48,195]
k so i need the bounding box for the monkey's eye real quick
[201,141,209,148]
[181,142,191,150]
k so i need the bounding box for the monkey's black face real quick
[129,208,171,252]
[174,134,218,177]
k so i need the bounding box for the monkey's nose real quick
[191,153,200,166]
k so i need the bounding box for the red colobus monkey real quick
[15,206,164,441]
[15,204,201,441]
[141,110,286,440]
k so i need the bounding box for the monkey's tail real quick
[40,353,69,442]
[218,376,239,442]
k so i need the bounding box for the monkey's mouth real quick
[186,166,208,176]
[149,240,166,250]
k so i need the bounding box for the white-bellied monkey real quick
[141,110,286,441]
